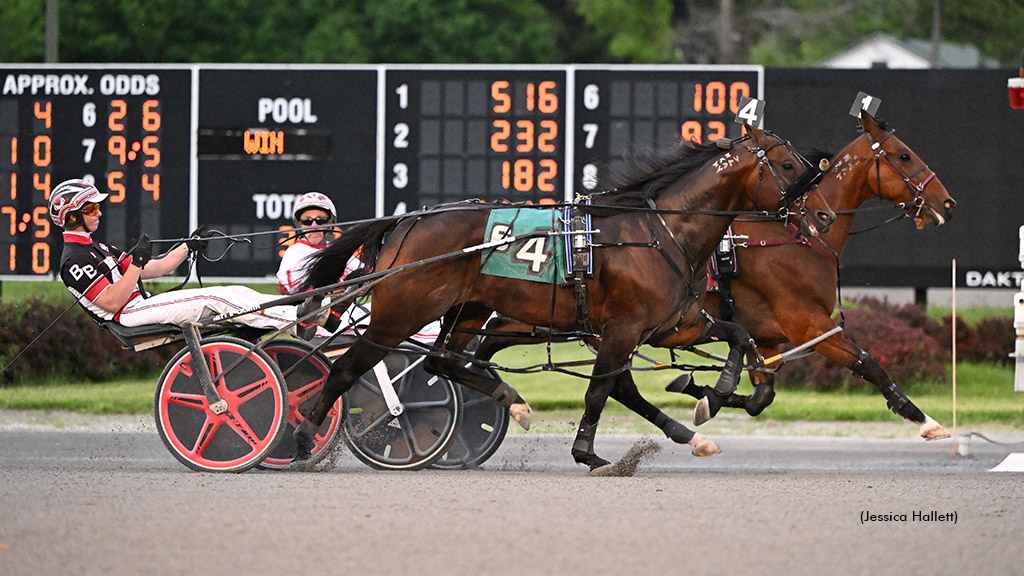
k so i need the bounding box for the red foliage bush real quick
[776,299,948,392]
[0,298,174,385]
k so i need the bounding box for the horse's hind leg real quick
[425,305,533,430]
[670,344,778,417]
[292,338,391,462]
[691,318,752,426]
[611,372,720,456]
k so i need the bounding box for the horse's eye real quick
[782,162,794,170]
[900,153,911,161]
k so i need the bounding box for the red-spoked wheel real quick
[154,336,288,473]
[259,340,346,470]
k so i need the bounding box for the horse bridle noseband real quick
[866,128,937,217]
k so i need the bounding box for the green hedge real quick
[0,298,175,385]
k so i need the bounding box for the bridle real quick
[866,128,937,218]
[741,131,826,223]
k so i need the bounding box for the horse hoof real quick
[919,418,950,440]
[589,463,617,476]
[509,402,532,431]
[689,435,721,457]
[693,397,713,426]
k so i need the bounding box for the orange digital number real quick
[34,101,52,128]
[33,173,50,197]
[502,159,536,192]
[142,135,160,167]
[538,81,558,114]
[515,120,534,153]
[142,174,160,201]
[8,174,15,200]
[9,137,16,165]
[538,159,557,193]
[32,206,50,238]
[491,120,510,152]
[1,206,15,235]
[491,81,511,113]
[142,100,161,131]
[108,135,127,165]
[538,120,558,153]
[707,121,726,141]
[681,121,702,143]
[729,82,750,113]
[33,135,51,167]
[705,82,727,114]
[107,172,126,203]
[31,242,49,274]
[108,99,127,131]
[7,245,13,272]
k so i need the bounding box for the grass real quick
[1,281,1019,432]
[3,340,1018,436]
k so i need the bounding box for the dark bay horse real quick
[297,127,834,471]
[475,112,955,443]
[686,111,956,438]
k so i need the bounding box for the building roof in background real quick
[820,31,1000,69]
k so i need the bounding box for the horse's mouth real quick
[914,205,947,229]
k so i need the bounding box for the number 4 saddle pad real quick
[481,208,569,284]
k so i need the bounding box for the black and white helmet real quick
[292,192,337,226]
[49,179,108,228]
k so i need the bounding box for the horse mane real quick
[583,139,726,212]
[300,218,396,289]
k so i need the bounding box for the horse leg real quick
[814,333,949,440]
[425,305,533,430]
[571,328,640,473]
[669,344,778,417]
[692,318,752,425]
[610,371,720,456]
[292,338,391,462]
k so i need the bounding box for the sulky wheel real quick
[259,340,346,470]
[342,346,460,471]
[154,336,288,473]
[431,372,510,470]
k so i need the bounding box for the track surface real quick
[1,419,1023,575]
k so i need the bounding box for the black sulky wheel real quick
[154,336,288,473]
[342,345,460,471]
[430,371,510,470]
[259,340,346,470]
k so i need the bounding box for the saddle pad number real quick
[481,209,565,283]
[488,224,550,275]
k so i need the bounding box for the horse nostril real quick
[944,198,957,210]
[818,211,836,225]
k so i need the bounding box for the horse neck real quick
[656,156,764,264]
[816,135,881,254]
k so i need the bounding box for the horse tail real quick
[302,218,396,289]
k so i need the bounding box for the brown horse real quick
[686,111,955,438]
[478,111,955,441]
[296,127,834,472]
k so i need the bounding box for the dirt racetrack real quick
[1,411,1023,575]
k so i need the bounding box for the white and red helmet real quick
[292,192,337,226]
[49,179,109,228]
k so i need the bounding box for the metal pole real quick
[45,0,59,63]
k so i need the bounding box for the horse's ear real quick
[858,110,882,136]
[746,124,769,148]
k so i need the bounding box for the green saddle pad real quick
[481,208,566,284]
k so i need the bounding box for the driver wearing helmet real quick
[51,178,327,339]
[277,192,349,294]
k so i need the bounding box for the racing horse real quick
[477,111,955,441]
[297,126,834,471]
[682,110,955,437]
